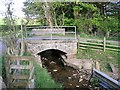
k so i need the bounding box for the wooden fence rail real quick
[78,37,120,52]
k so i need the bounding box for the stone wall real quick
[27,40,78,56]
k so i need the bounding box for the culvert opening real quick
[37,49,92,89]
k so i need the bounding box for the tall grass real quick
[0,55,2,76]
[34,61,63,89]
[0,55,7,83]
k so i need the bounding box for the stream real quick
[38,49,93,89]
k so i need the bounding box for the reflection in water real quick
[37,49,91,89]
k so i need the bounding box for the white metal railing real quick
[24,26,77,40]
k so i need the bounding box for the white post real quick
[50,26,52,40]
[75,26,77,39]
[103,37,106,52]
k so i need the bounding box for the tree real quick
[93,2,119,37]
[23,1,119,37]
[3,0,16,32]
[23,1,54,26]
[43,0,53,26]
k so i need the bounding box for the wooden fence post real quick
[20,21,25,56]
[95,61,100,70]
[75,26,77,39]
[5,56,10,88]
[103,37,106,52]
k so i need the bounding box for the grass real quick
[79,33,104,40]
[26,33,75,38]
[0,55,2,76]
[76,48,119,73]
[0,30,21,37]
[0,18,5,25]
[0,55,6,82]
[34,61,63,89]
[79,33,120,41]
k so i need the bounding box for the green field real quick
[0,18,4,25]
[0,18,22,25]
[0,18,41,25]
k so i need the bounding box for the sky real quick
[0,0,119,18]
[0,0,25,18]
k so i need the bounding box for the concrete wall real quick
[27,40,78,56]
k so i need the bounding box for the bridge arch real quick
[27,40,77,56]
[29,45,68,55]
[37,49,67,55]
[37,49,67,60]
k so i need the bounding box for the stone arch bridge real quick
[26,40,78,58]
[24,26,78,59]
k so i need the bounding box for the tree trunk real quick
[94,31,97,36]
[74,10,79,19]
[74,2,79,19]
[106,31,110,38]
[62,11,65,26]
[43,1,53,27]
[20,40,25,56]
[53,11,58,26]
[10,14,16,31]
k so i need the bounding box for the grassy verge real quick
[34,61,63,89]
[76,48,119,73]
[0,55,2,76]
[0,55,6,82]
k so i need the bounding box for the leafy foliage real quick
[22,1,119,37]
